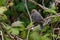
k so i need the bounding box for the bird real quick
[31,9,45,29]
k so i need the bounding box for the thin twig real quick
[24,0,32,40]
[42,0,45,6]
[24,0,32,22]
[44,13,60,20]
[26,29,30,40]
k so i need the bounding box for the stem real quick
[26,29,30,40]
[42,0,44,6]
[24,0,32,40]
[24,0,32,22]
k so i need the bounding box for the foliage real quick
[0,0,60,40]
[0,0,6,6]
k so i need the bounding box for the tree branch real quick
[44,13,60,20]
[26,29,30,40]
[29,0,49,10]
[42,0,45,6]
[24,0,32,40]
[24,0,32,22]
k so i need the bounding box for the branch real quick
[26,29,30,40]
[42,0,45,6]
[24,0,32,40]
[44,13,60,20]
[24,0,32,22]
[43,13,60,25]
[29,0,49,10]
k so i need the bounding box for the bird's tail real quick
[40,23,44,29]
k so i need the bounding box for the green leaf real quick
[5,35,11,40]
[39,33,52,40]
[0,0,6,6]
[40,36,51,40]
[27,22,34,28]
[7,26,25,35]
[29,32,40,40]
[20,31,27,39]
[10,28,20,35]
[52,34,57,38]
[14,2,25,12]
[51,16,60,24]
[27,2,37,10]
[11,21,24,27]
[0,7,7,14]
[44,9,57,14]
[32,25,40,31]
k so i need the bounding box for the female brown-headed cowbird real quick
[31,9,45,29]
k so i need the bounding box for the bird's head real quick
[31,9,38,14]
